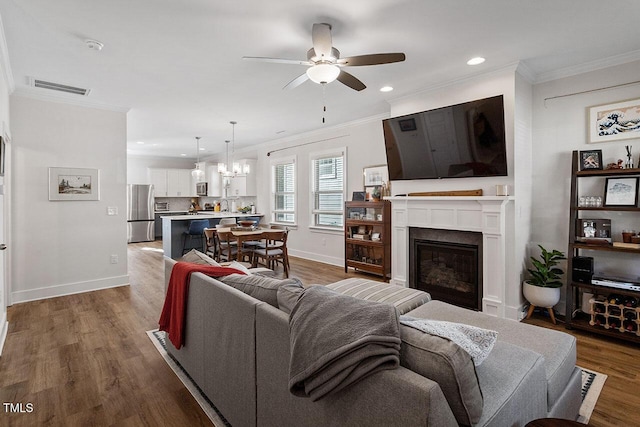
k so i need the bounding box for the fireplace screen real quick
[413,239,481,310]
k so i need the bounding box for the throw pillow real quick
[179,249,220,266]
[217,274,303,308]
[400,323,483,426]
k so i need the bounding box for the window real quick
[271,156,296,224]
[311,149,346,228]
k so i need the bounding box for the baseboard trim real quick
[287,249,343,267]
[11,275,130,304]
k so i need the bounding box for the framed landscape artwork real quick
[588,98,640,143]
[603,177,638,207]
[49,167,100,201]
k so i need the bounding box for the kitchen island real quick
[162,212,264,259]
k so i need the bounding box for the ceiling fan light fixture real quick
[306,64,340,84]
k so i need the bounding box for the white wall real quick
[10,96,128,303]
[0,21,10,352]
[253,116,388,266]
[532,60,640,313]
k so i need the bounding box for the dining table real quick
[217,227,266,262]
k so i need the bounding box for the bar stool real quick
[181,219,210,254]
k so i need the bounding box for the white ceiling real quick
[3,0,640,159]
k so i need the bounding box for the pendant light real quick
[191,136,205,181]
[218,121,250,176]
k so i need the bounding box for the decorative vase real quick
[523,280,561,308]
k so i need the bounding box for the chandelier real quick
[191,136,205,181]
[217,121,250,176]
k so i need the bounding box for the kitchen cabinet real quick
[344,200,391,281]
[565,150,640,343]
[148,168,195,197]
[205,164,223,197]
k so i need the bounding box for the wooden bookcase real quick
[344,200,391,281]
[565,150,640,343]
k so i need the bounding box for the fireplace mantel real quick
[387,195,515,318]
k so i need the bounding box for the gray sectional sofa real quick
[163,257,581,426]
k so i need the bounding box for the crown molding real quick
[534,49,640,84]
[12,87,130,113]
[387,62,520,108]
[0,13,15,93]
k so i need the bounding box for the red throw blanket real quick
[159,262,246,349]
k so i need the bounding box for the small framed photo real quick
[579,150,603,170]
[603,177,639,207]
[49,167,100,201]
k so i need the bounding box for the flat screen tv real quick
[382,95,507,180]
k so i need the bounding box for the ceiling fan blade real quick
[312,23,333,59]
[283,73,309,90]
[242,56,312,66]
[337,70,366,91]
[338,53,406,66]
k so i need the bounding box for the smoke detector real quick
[85,39,104,51]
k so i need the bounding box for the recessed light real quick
[467,57,485,66]
[136,141,145,145]
[180,153,186,157]
[380,86,394,92]
[199,147,205,151]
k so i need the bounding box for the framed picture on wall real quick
[588,98,640,143]
[49,167,100,201]
[363,164,388,187]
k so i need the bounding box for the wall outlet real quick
[322,238,326,246]
[107,207,118,216]
[110,254,119,264]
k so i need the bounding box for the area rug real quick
[578,366,607,424]
[146,330,230,426]
[147,329,606,426]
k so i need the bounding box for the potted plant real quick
[523,245,566,309]
[371,186,382,201]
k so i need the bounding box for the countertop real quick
[161,212,264,220]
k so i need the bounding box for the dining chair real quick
[203,228,218,260]
[218,217,237,227]
[216,230,239,262]
[182,219,210,254]
[251,229,289,277]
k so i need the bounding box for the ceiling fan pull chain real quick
[322,83,327,123]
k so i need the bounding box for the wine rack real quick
[589,296,640,336]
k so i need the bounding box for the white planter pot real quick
[523,280,561,308]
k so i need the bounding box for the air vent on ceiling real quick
[30,78,91,96]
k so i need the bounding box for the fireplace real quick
[409,228,482,311]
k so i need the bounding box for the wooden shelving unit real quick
[344,200,391,281]
[565,150,640,344]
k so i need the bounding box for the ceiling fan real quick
[243,23,406,91]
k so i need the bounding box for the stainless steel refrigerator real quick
[127,184,155,243]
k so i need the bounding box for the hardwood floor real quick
[0,240,638,426]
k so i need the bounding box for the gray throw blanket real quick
[288,286,401,401]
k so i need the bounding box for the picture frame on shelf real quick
[352,191,366,201]
[579,149,603,170]
[603,176,639,207]
[49,167,100,201]
[588,98,640,143]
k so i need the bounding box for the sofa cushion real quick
[218,273,303,308]
[400,323,483,426]
[276,281,306,314]
[326,278,431,314]
[179,249,220,266]
[406,300,577,412]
